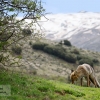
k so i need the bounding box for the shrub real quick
[71,49,80,54]
[0,54,3,62]
[93,59,99,63]
[29,41,32,45]
[12,46,22,55]
[44,45,66,57]
[22,29,32,36]
[64,40,72,46]
[32,42,48,50]
[79,58,94,67]
[32,42,76,64]
[77,55,90,61]
[77,55,84,60]
[64,53,77,63]
[44,45,55,54]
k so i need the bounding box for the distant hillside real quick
[40,12,100,51]
[3,37,100,82]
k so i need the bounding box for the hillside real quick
[40,12,100,51]
[1,36,100,99]
[0,70,100,100]
[3,36,100,83]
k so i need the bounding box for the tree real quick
[0,0,45,66]
[64,40,72,46]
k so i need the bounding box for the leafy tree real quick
[0,0,45,66]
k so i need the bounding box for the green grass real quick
[0,70,100,100]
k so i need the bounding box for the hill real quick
[0,70,100,100]
[3,37,100,82]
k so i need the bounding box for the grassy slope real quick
[0,70,100,100]
[8,38,100,81]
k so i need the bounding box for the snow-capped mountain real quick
[40,12,100,52]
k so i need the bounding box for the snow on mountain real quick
[40,12,100,51]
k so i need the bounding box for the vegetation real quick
[32,42,48,50]
[22,29,32,36]
[64,40,72,46]
[12,46,22,55]
[78,58,94,67]
[32,42,77,63]
[0,0,45,65]
[0,70,100,100]
[71,48,80,54]
[32,41,100,65]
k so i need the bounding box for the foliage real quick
[32,42,77,63]
[12,46,22,55]
[44,45,65,56]
[22,29,32,36]
[71,49,80,54]
[77,55,84,61]
[64,53,77,63]
[29,41,32,45]
[0,0,45,64]
[77,54,98,66]
[93,58,99,63]
[79,58,94,67]
[64,40,72,46]
[32,42,48,50]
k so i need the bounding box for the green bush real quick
[77,55,84,60]
[64,40,72,46]
[44,45,76,63]
[32,42,48,50]
[44,45,66,57]
[79,58,94,67]
[29,41,32,45]
[71,49,80,54]
[44,45,55,54]
[12,46,22,55]
[93,59,99,63]
[64,53,77,63]
[0,54,3,62]
[32,42,77,63]
[77,55,90,61]
[22,28,32,36]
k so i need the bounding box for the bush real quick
[0,54,3,62]
[12,46,22,55]
[93,59,99,63]
[44,45,66,57]
[71,49,80,54]
[44,45,76,63]
[32,42,48,50]
[64,53,77,63]
[32,42,77,64]
[77,55,84,60]
[29,41,32,45]
[79,58,94,67]
[22,29,32,36]
[64,40,72,46]
[44,45,55,54]
[77,55,90,61]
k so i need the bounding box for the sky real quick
[42,0,100,14]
